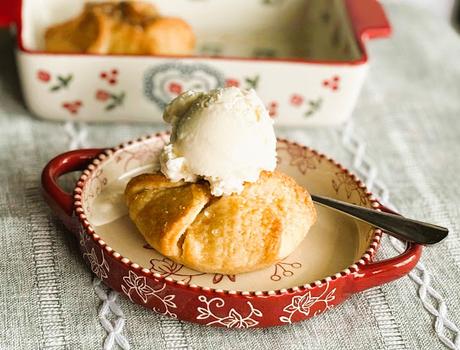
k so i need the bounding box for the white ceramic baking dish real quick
[1,0,390,125]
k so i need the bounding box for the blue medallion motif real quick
[143,62,225,109]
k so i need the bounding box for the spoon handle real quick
[311,195,448,245]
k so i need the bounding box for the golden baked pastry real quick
[125,171,316,274]
[45,1,195,55]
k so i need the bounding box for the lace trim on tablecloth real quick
[64,121,132,350]
[341,120,459,350]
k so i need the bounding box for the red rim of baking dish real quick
[2,0,391,66]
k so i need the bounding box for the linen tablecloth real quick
[1,1,459,349]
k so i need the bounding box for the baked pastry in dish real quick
[45,1,195,55]
[125,171,316,274]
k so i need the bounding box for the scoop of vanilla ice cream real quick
[160,87,277,196]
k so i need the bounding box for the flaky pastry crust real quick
[125,171,316,274]
[45,1,195,55]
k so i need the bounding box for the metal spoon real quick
[311,194,448,245]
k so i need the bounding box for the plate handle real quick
[345,0,391,41]
[351,205,423,293]
[41,148,104,229]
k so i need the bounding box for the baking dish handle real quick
[351,205,423,293]
[0,0,21,27]
[345,0,391,40]
[41,149,104,229]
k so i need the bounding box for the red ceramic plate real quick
[42,134,422,328]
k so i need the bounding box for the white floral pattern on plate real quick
[84,248,109,280]
[197,295,263,328]
[121,270,177,317]
[79,226,109,279]
[279,281,336,324]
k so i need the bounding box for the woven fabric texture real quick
[0,1,459,349]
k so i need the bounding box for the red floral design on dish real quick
[120,140,165,172]
[277,142,320,174]
[225,78,240,88]
[213,274,236,284]
[322,75,340,91]
[332,172,368,205]
[38,70,73,91]
[37,70,51,83]
[96,89,111,101]
[85,169,107,210]
[267,101,278,117]
[288,94,322,117]
[168,82,183,95]
[270,260,302,281]
[62,100,82,115]
[100,68,119,85]
[149,256,237,285]
[95,90,125,111]
[290,94,304,106]
[150,257,204,284]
